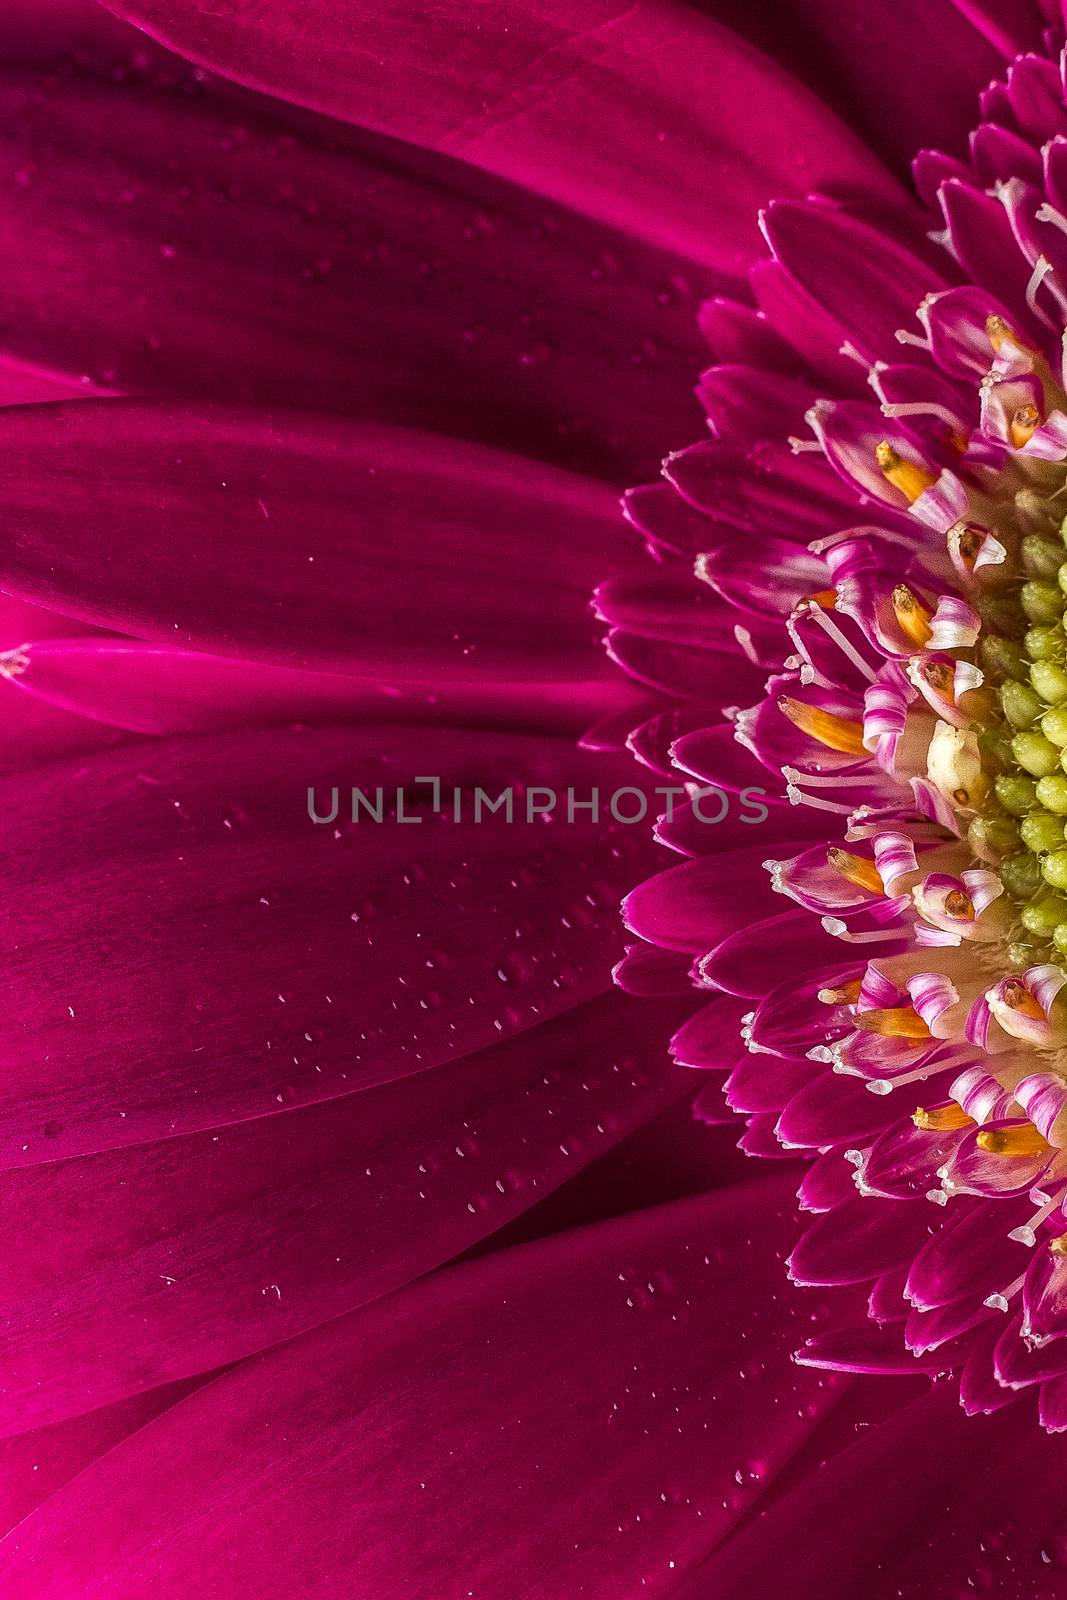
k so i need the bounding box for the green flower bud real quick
[1025,625,1062,661]
[1031,661,1067,702]
[1023,537,1064,579]
[1022,892,1067,936]
[1022,581,1063,625]
[1036,775,1067,814]
[1021,812,1067,854]
[1002,680,1043,727]
[1013,730,1061,777]
[1043,849,1067,890]
[997,773,1040,815]
[1001,854,1044,897]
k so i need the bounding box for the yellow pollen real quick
[1010,403,1041,449]
[952,787,971,807]
[816,978,863,1006]
[1050,1233,1067,1256]
[809,588,838,609]
[912,1103,974,1131]
[826,847,885,896]
[943,889,974,920]
[875,441,938,503]
[985,313,1031,353]
[921,659,956,702]
[778,697,867,756]
[1001,978,1046,1020]
[952,522,986,571]
[975,1124,1050,1158]
[892,583,933,647]
[853,1005,932,1039]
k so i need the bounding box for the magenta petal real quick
[7,639,638,738]
[796,1321,964,1374]
[612,940,695,996]
[594,573,740,650]
[695,364,813,439]
[0,1178,848,1597]
[97,0,903,274]
[905,1196,1031,1310]
[799,1147,859,1212]
[724,1052,820,1115]
[788,1197,938,1286]
[697,297,801,371]
[970,121,1044,187]
[0,1378,205,1541]
[0,991,690,1432]
[669,995,748,1069]
[938,180,1043,332]
[1039,1372,1067,1430]
[622,482,716,558]
[778,1073,925,1150]
[672,1386,1067,1600]
[665,437,859,539]
[0,674,132,776]
[1007,52,1067,142]
[624,844,798,954]
[761,200,954,360]
[0,55,710,478]
[0,725,659,1163]
[0,402,626,683]
[707,0,1008,170]
[606,628,764,704]
[671,723,794,800]
[697,535,828,618]
[950,0,1045,57]
[703,911,851,999]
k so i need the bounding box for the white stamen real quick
[801,603,879,683]
[894,328,932,350]
[1007,1191,1065,1247]
[1024,254,1058,327]
[781,768,880,789]
[786,786,855,815]
[838,340,869,368]
[820,919,910,943]
[1036,201,1067,238]
[880,400,963,429]
[787,435,824,454]
[983,1273,1026,1313]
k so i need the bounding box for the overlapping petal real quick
[0,1178,847,1598]
[97,0,906,272]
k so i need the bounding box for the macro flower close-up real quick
[10,0,1067,1594]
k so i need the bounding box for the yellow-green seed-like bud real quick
[1003,681,1043,727]
[1002,854,1045,897]
[1026,625,1063,661]
[1043,849,1067,889]
[1032,661,1067,702]
[1043,706,1067,747]
[1024,537,1064,579]
[968,815,1020,863]
[1023,581,1063,625]
[1037,775,1067,814]
[1022,892,1067,936]
[1021,811,1067,854]
[998,773,1040,814]
[1054,924,1067,957]
[981,637,1028,681]
[1009,941,1042,969]
[1013,730,1061,776]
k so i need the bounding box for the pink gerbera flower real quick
[7,0,1067,1597]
